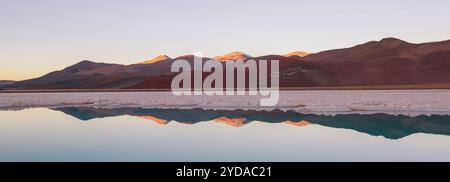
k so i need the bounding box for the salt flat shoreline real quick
[1,90,450,116]
[2,84,450,93]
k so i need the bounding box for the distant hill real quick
[0,80,15,87]
[4,37,450,89]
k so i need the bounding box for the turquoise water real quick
[1,107,450,162]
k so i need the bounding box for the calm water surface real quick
[1,107,450,162]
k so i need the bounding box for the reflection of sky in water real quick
[0,108,450,162]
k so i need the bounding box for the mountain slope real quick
[6,60,165,89]
[300,38,450,86]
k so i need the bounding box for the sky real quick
[1,0,450,81]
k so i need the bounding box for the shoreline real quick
[1,90,450,116]
[2,84,450,93]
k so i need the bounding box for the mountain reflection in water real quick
[53,107,450,140]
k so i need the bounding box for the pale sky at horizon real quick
[1,0,450,80]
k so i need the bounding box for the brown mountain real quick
[4,60,175,89]
[300,37,450,86]
[3,37,450,89]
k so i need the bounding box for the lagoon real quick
[0,107,450,162]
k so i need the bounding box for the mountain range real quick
[2,37,450,90]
